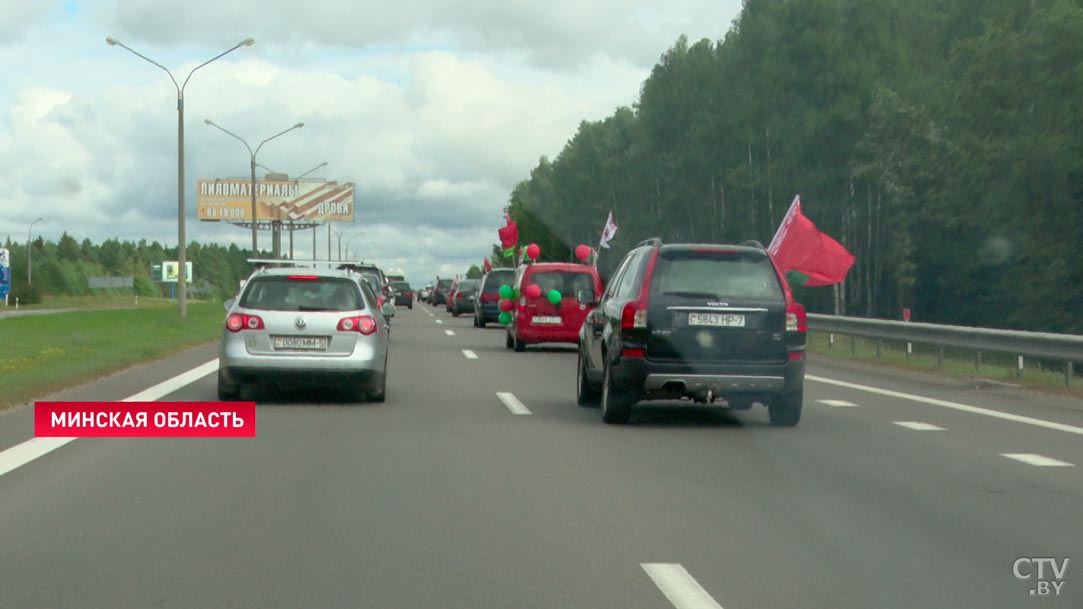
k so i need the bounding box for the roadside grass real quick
[3,294,182,311]
[1,302,223,410]
[807,331,1083,398]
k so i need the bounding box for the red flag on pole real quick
[767,196,855,287]
[483,257,492,273]
[498,214,518,256]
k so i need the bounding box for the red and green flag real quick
[498,214,518,257]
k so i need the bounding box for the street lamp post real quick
[204,120,304,258]
[27,217,43,286]
[106,36,254,319]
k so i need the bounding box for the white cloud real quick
[1,0,741,280]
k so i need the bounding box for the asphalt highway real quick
[1,304,1080,608]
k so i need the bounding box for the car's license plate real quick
[532,315,561,325]
[272,336,329,350]
[688,312,745,327]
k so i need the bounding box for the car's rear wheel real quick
[576,346,600,407]
[505,331,514,349]
[768,390,802,427]
[217,369,240,401]
[513,332,526,352]
[366,372,387,403]
[601,361,633,424]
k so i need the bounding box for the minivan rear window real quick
[241,276,364,311]
[526,271,596,297]
[650,250,783,300]
[482,270,515,293]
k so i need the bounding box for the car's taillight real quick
[786,302,807,332]
[287,275,319,281]
[226,313,264,332]
[621,348,645,358]
[456,292,465,300]
[480,292,498,303]
[621,302,647,329]
[338,315,377,335]
[377,296,385,307]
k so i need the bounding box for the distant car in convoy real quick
[418,285,433,302]
[431,279,453,305]
[505,262,602,352]
[576,238,807,425]
[218,266,393,402]
[474,269,515,327]
[449,278,480,316]
[392,281,414,308]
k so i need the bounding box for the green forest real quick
[1,234,254,304]
[503,0,1083,332]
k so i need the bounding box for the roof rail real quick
[636,238,663,248]
[739,240,766,249]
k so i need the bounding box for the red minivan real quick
[505,262,603,352]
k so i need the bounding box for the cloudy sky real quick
[1,0,741,282]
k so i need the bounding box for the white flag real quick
[599,211,618,249]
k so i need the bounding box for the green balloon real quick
[498,284,513,299]
[547,289,562,305]
[498,311,512,325]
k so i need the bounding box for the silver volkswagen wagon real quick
[218,266,390,402]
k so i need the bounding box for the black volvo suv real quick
[576,239,807,425]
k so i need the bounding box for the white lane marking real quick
[817,399,858,407]
[0,438,77,478]
[435,319,443,324]
[445,330,455,336]
[641,563,724,609]
[1001,453,1075,467]
[808,374,1083,436]
[122,359,219,402]
[0,359,220,479]
[496,392,531,415]
[462,350,478,359]
[894,421,946,431]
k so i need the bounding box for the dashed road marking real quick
[817,399,858,407]
[893,421,946,431]
[496,392,531,415]
[462,350,478,359]
[641,563,724,609]
[808,375,1083,436]
[445,330,455,336]
[1000,453,1074,467]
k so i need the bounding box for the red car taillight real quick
[620,302,647,329]
[377,296,385,307]
[480,292,499,303]
[338,315,378,335]
[786,302,807,332]
[226,313,264,332]
[456,292,465,300]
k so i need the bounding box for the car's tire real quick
[505,331,514,349]
[601,361,633,424]
[217,369,240,401]
[576,346,601,407]
[366,374,387,403]
[452,308,460,317]
[513,332,526,352]
[477,316,486,328]
[768,390,802,427]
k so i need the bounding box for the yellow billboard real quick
[196,179,355,222]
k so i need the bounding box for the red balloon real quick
[525,284,542,299]
[499,298,514,312]
[575,244,591,261]
[526,243,540,259]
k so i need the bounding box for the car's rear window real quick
[482,271,515,293]
[650,250,783,300]
[457,279,480,290]
[526,271,596,296]
[240,276,364,311]
[393,282,411,291]
[437,279,453,288]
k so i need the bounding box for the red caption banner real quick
[35,402,257,438]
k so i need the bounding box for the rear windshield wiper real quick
[662,290,720,299]
[298,305,335,312]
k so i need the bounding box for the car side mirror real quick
[576,290,596,305]
[224,298,236,312]
[381,301,395,317]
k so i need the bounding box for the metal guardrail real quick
[807,314,1083,386]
